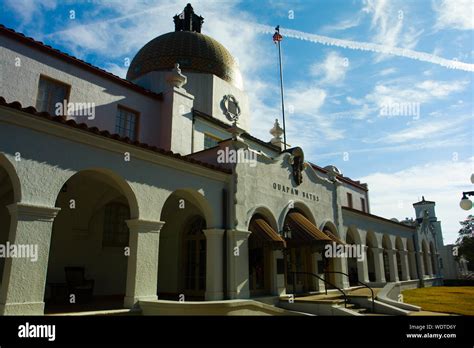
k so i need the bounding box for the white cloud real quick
[377,67,397,76]
[103,63,128,79]
[416,80,468,97]
[255,24,474,72]
[4,0,57,30]
[310,51,349,85]
[363,0,402,47]
[316,135,469,160]
[341,78,469,121]
[362,79,468,115]
[359,158,474,244]
[367,115,472,144]
[321,16,362,32]
[434,0,474,30]
[361,0,425,62]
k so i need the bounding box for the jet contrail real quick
[255,24,474,73]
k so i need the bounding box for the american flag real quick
[273,25,283,43]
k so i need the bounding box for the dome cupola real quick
[126,3,243,89]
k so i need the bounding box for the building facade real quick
[0,4,455,315]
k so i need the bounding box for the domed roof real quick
[126,4,242,89]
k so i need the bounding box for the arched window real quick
[102,202,130,247]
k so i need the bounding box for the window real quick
[183,216,206,292]
[204,133,221,149]
[36,75,70,115]
[102,202,130,247]
[347,192,353,208]
[116,106,139,141]
[361,197,366,212]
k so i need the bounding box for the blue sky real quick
[1,0,473,243]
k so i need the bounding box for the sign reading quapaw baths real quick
[272,182,319,201]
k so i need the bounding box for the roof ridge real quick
[0,97,231,174]
[309,163,368,191]
[192,109,280,151]
[0,24,162,101]
[342,206,415,229]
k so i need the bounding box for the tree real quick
[456,215,474,271]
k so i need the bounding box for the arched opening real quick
[429,241,437,276]
[366,231,377,282]
[395,237,404,281]
[158,190,210,301]
[382,235,392,282]
[422,239,430,277]
[283,208,316,294]
[248,214,277,296]
[407,238,416,279]
[0,162,19,287]
[45,169,137,313]
[345,228,359,286]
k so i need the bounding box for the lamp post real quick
[460,191,474,211]
[280,224,292,240]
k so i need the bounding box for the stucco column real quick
[425,252,434,277]
[386,249,399,282]
[399,250,410,281]
[312,251,324,291]
[274,250,286,296]
[227,229,251,299]
[371,247,386,283]
[357,245,370,283]
[417,251,425,278]
[0,203,60,315]
[336,256,350,289]
[408,251,418,279]
[124,219,164,308]
[432,253,439,276]
[203,228,224,300]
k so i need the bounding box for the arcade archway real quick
[45,169,137,313]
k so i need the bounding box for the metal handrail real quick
[289,271,348,308]
[324,271,375,313]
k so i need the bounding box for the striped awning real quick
[285,212,332,244]
[323,229,346,245]
[249,218,286,249]
[285,212,346,246]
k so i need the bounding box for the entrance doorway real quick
[285,246,313,294]
[182,216,206,296]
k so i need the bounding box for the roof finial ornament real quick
[270,118,285,150]
[270,119,283,142]
[166,63,187,88]
[174,3,204,33]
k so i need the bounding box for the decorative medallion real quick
[222,94,241,122]
[286,147,305,186]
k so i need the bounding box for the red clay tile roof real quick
[0,24,163,101]
[310,163,368,191]
[0,97,231,174]
[192,109,281,151]
[342,206,415,230]
[193,109,368,191]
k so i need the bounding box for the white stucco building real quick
[0,4,459,315]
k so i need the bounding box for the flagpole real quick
[274,25,287,150]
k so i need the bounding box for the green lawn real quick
[402,286,474,316]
